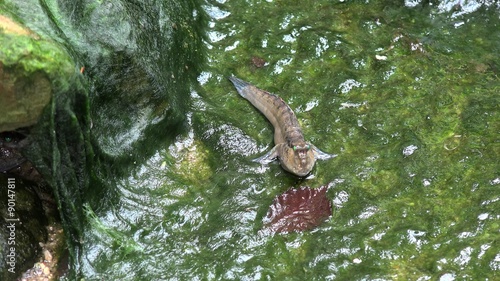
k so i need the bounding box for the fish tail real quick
[229,76,250,97]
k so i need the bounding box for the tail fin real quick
[229,76,250,97]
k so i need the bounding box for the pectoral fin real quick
[252,145,280,164]
[311,145,336,160]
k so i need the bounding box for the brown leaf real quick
[263,185,332,234]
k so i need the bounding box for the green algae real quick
[0,33,73,78]
[196,1,499,280]
[77,0,499,278]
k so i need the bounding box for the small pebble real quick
[42,264,50,275]
[43,249,53,262]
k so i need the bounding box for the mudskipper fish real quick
[229,76,335,177]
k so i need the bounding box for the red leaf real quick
[263,185,332,234]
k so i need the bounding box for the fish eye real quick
[306,145,310,150]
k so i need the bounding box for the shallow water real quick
[3,0,499,280]
[79,1,499,280]
[191,2,499,279]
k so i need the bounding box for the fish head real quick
[279,142,316,177]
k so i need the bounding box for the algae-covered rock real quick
[0,15,73,132]
[0,13,82,280]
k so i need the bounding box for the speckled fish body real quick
[229,76,334,177]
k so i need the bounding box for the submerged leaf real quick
[263,185,332,234]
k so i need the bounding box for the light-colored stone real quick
[43,249,53,262]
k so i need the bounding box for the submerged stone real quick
[263,185,332,234]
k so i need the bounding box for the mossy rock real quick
[0,14,74,132]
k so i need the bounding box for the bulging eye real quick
[293,146,297,151]
[306,145,311,150]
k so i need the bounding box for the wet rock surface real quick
[20,224,65,281]
[0,131,44,183]
[0,174,63,281]
[1,131,28,171]
[0,133,62,281]
[0,175,47,280]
